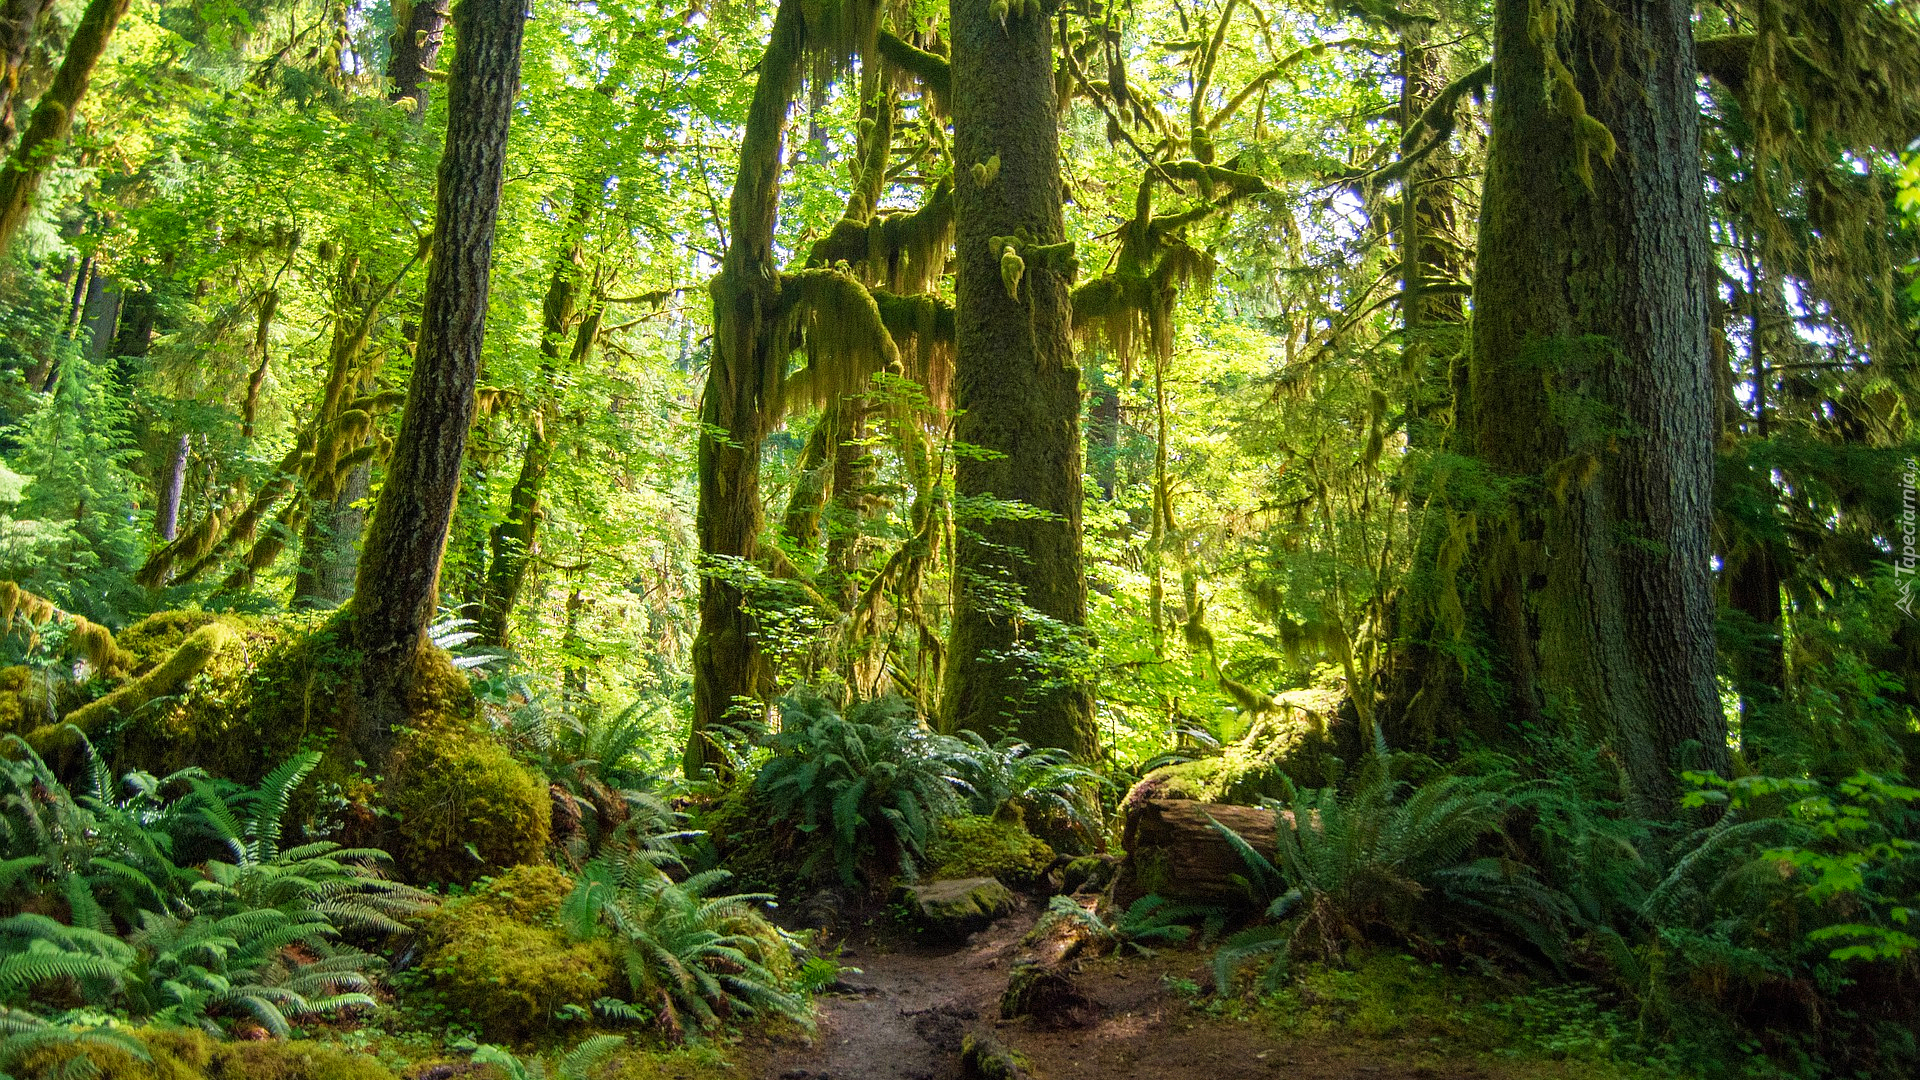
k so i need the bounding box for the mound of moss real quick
[417,865,616,1041]
[387,717,551,886]
[924,812,1054,885]
[96,610,300,779]
[20,1026,399,1079]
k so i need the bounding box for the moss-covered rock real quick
[897,877,1018,938]
[386,716,550,885]
[924,813,1054,886]
[418,865,616,1041]
[20,1026,399,1079]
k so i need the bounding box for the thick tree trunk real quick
[941,0,1095,757]
[0,0,130,256]
[1468,0,1727,816]
[388,0,451,114]
[353,0,526,758]
[687,0,806,778]
[157,433,188,541]
[0,0,52,150]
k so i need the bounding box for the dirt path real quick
[760,906,1033,1080]
[757,905,1529,1080]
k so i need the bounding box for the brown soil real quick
[750,902,1551,1080]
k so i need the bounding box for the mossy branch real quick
[877,29,949,100]
[0,0,132,255]
[776,267,901,412]
[37,623,238,751]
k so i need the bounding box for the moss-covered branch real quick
[0,0,133,255]
[35,622,238,752]
[877,29,950,101]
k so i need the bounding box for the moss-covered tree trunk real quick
[389,0,452,113]
[686,0,807,778]
[0,0,52,149]
[0,0,129,255]
[353,0,526,758]
[1468,0,1727,816]
[941,0,1095,757]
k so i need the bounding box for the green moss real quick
[594,1045,743,1080]
[386,711,550,885]
[697,783,803,898]
[1131,749,1289,806]
[924,814,1054,885]
[21,1026,399,1079]
[103,610,302,780]
[0,664,54,735]
[419,865,616,1041]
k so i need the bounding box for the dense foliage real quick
[0,0,1912,1076]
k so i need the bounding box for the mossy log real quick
[1112,797,1282,907]
[33,622,237,753]
[960,1032,1030,1080]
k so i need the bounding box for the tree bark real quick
[157,433,188,541]
[687,0,807,778]
[1468,0,1727,816]
[352,0,526,758]
[0,0,52,150]
[388,0,452,114]
[1112,798,1280,907]
[0,0,130,256]
[941,0,1096,757]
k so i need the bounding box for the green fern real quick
[560,855,810,1038]
[1036,893,1213,957]
[1207,749,1520,992]
[466,1034,628,1080]
[755,693,976,885]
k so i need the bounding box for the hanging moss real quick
[776,266,902,412]
[876,28,949,105]
[416,865,616,1040]
[806,178,954,297]
[873,289,955,408]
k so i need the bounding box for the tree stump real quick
[1112,798,1281,907]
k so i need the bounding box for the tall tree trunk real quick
[352,0,526,759]
[0,0,131,256]
[941,0,1095,757]
[1469,0,1727,816]
[388,0,451,114]
[157,433,188,541]
[687,0,806,778]
[477,225,599,646]
[294,460,368,606]
[0,0,53,150]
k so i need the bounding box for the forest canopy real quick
[0,0,1915,1075]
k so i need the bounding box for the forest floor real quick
[744,901,1604,1080]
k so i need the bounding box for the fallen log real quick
[1112,797,1281,907]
